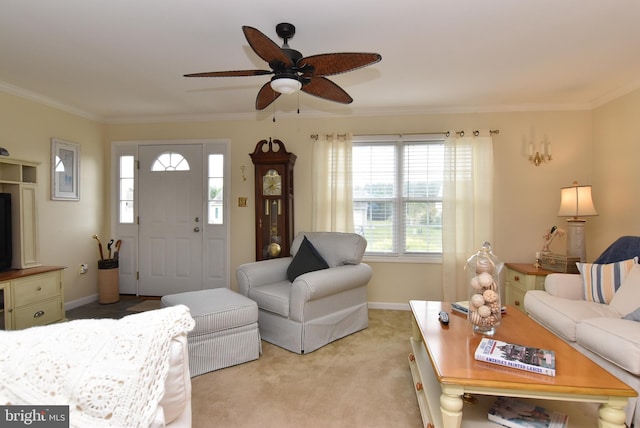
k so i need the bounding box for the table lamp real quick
[558,181,597,261]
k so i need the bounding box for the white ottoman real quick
[161,288,261,377]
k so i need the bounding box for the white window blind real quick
[353,135,444,256]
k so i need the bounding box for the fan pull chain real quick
[272,90,278,122]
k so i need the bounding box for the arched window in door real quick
[151,152,190,171]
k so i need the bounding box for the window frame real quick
[352,134,445,263]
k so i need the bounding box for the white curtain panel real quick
[311,133,355,232]
[442,131,494,302]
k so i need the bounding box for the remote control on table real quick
[438,311,449,325]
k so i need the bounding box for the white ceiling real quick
[1,0,639,123]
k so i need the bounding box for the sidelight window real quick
[208,154,224,224]
[119,155,135,224]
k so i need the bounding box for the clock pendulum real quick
[267,199,281,257]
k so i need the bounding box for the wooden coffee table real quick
[408,300,637,428]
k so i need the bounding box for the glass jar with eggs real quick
[465,241,503,335]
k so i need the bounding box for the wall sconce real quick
[528,139,552,166]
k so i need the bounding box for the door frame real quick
[110,139,231,295]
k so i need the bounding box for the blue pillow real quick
[623,307,640,322]
[287,236,329,282]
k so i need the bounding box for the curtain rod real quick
[310,130,499,140]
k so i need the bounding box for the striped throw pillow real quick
[577,257,638,304]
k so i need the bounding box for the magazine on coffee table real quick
[475,338,556,376]
[488,396,568,427]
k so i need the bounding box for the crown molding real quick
[0,80,101,122]
[590,80,640,109]
[1,80,632,125]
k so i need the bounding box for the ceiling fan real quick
[184,23,382,110]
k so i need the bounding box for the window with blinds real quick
[352,135,444,256]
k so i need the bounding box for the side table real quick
[504,263,554,313]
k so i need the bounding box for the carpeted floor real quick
[190,309,423,428]
[126,299,162,312]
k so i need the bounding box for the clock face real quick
[262,169,282,195]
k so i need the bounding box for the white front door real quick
[138,144,204,296]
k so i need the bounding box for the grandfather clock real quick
[250,139,296,261]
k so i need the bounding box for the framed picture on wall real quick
[51,138,80,201]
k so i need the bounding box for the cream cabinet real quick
[0,266,65,330]
[504,263,553,313]
[0,281,11,329]
[0,157,40,269]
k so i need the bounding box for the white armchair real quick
[236,232,372,354]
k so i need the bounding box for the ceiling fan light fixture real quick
[270,76,302,95]
[185,23,382,110]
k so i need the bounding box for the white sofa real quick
[236,231,372,354]
[525,238,640,428]
[0,305,195,427]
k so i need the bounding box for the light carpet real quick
[190,309,423,428]
[126,299,162,312]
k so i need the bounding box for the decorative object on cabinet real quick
[541,225,565,254]
[250,138,296,261]
[51,138,80,201]
[504,263,553,313]
[0,157,40,269]
[0,266,65,330]
[0,148,9,156]
[540,253,580,274]
[557,181,597,262]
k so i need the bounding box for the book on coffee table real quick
[451,301,470,314]
[488,396,568,427]
[475,338,556,377]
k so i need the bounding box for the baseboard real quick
[368,302,410,311]
[65,293,98,310]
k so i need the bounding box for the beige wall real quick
[0,91,105,303]
[591,89,640,253]
[105,109,592,305]
[4,85,639,307]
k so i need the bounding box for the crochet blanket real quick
[0,305,195,428]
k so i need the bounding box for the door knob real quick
[194,227,200,232]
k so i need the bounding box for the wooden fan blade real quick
[242,26,292,68]
[301,77,353,104]
[184,69,272,77]
[256,82,281,110]
[300,53,381,77]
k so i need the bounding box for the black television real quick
[0,193,12,271]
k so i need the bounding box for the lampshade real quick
[558,182,598,219]
[270,77,301,95]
